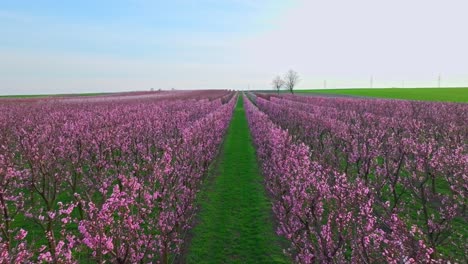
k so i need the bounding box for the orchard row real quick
[0,91,236,263]
[245,93,466,263]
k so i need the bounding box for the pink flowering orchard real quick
[0,91,236,263]
[245,93,466,263]
[1,89,466,263]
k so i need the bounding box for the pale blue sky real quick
[1,0,467,95]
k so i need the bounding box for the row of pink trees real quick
[0,91,236,263]
[245,93,465,263]
[257,94,467,260]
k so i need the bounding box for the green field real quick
[299,87,468,103]
[187,97,287,263]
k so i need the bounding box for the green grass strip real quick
[299,87,468,102]
[186,96,288,263]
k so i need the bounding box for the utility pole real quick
[324,80,327,89]
[438,74,441,88]
[370,75,374,88]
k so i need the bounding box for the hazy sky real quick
[1,0,467,95]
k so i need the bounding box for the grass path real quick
[186,96,287,263]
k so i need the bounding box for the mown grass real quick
[187,96,288,263]
[299,87,468,102]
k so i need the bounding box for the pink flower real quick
[15,229,28,240]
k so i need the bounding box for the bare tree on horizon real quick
[284,70,300,94]
[272,75,285,94]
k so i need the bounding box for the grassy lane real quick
[299,87,468,102]
[186,96,287,263]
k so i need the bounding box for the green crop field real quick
[298,87,468,103]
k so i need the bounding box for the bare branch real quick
[284,70,300,94]
[272,75,285,94]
